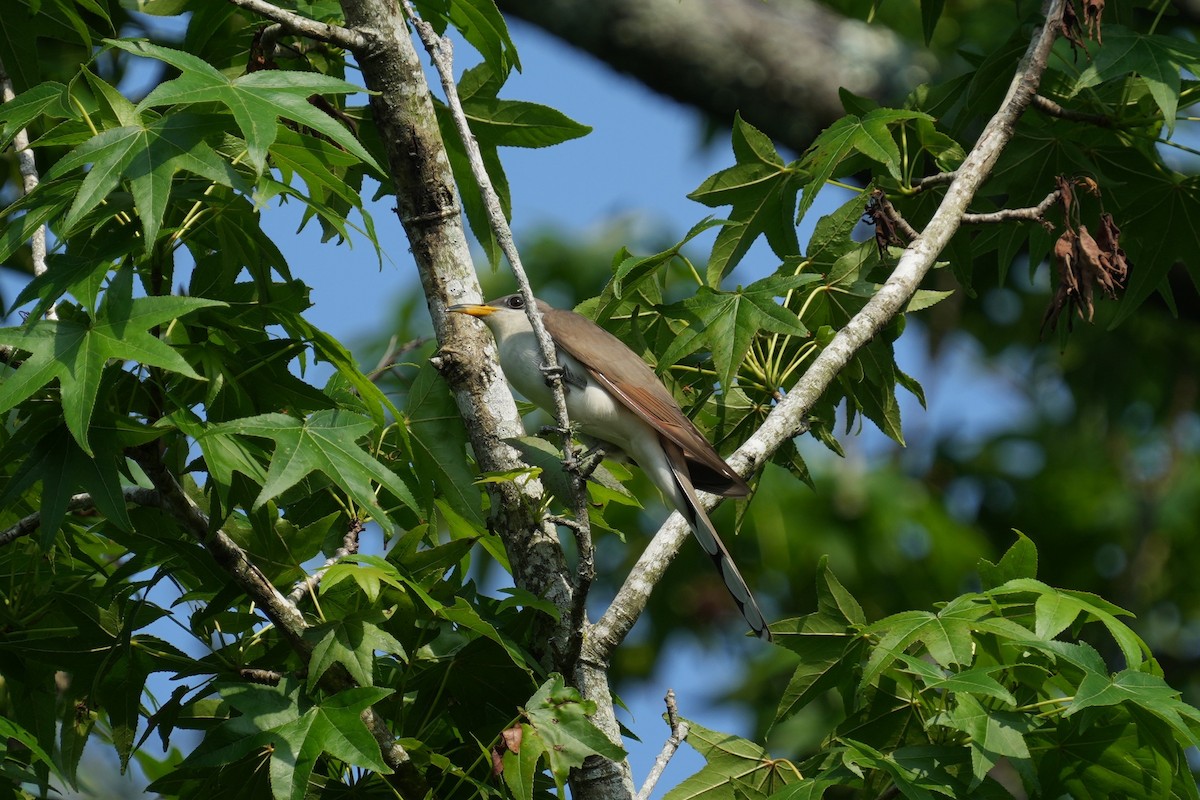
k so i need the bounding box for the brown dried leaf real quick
[501,725,524,753]
[1077,225,1103,320]
[1055,175,1076,231]
[1097,212,1130,288]
[1042,229,1080,334]
[1076,176,1101,197]
[1060,1,1089,59]
[1084,0,1105,44]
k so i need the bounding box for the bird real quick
[449,293,771,641]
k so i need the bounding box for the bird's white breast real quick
[492,328,653,457]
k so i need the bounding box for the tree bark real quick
[497,0,914,152]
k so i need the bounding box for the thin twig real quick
[910,170,958,195]
[1,57,53,321]
[369,335,430,383]
[404,2,596,653]
[961,189,1061,225]
[587,0,1067,659]
[287,519,364,604]
[635,689,690,800]
[1031,94,1112,127]
[225,0,367,50]
[0,487,161,547]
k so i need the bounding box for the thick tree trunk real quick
[497,0,914,152]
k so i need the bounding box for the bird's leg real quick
[539,362,565,387]
[573,442,610,481]
[536,427,608,480]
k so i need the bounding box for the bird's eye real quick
[506,295,524,309]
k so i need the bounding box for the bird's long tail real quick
[663,441,771,641]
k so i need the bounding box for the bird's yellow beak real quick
[447,303,497,317]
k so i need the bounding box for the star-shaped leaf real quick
[660,273,814,390]
[688,113,804,283]
[523,675,625,793]
[205,410,418,529]
[109,39,380,175]
[44,111,242,253]
[0,422,135,547]
[305,610,407,690]
[932,694,1033,785]
[0,275,223,455]
[798,108,930,222]
[1074,26,1200,135]
[184,681,393,800]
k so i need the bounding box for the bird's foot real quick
[540,362,565,388]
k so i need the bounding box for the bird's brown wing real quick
[542,305,749,497]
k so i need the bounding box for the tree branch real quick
[1,56,53,321]
[402,8,624,796]
[403,5,596,594]
[335,0,576,678]
[635,689,689,800]
[495,0,912,153]
[961,190,1061,225]
[133,455,429,797]
[1031,93,1112,127]
[224,0,367,50]
[0,487,160,547]
[287,519,363,605]
[588,0,1066,657]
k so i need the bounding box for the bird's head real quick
[448,294,543,337]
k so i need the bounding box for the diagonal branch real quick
[225,0,367,50]
[587,0,1067,657]
[335,0,575,678]
[133,455,429,798]
[0,487,160,547]
[635,689,689,800]
[403,3,597,661]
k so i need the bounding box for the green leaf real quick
[920,0,945,45]
[439,597,533,673]
[205,410,418,529]
[320,554,407,603]
[187,681,393,800]
[45,111,242,252]
[798,109,930,223]
[305,610,407,689]
[0,715,65,783]
[1036,706,1194,800]
[465,96,591,149]
[688,113,804,282]
[862,606,977,690]
[661,278,810,390]
[0,423,134,546]
[109,40,379,175]
[664,717,792,800]
[447,0,520,76]
[523,675,625,792]
[0,275,223,454]
[502,724,542,800]
[932,694,1031,785]
[406,360,484,525]
[1067,669,1200,748]
[773,612,861,725]
[977,531,1037,589]
[1073,26,1200,135]
[815,555,865,626]
[0,81,71,148]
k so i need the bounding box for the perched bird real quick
[450,293,770,640]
